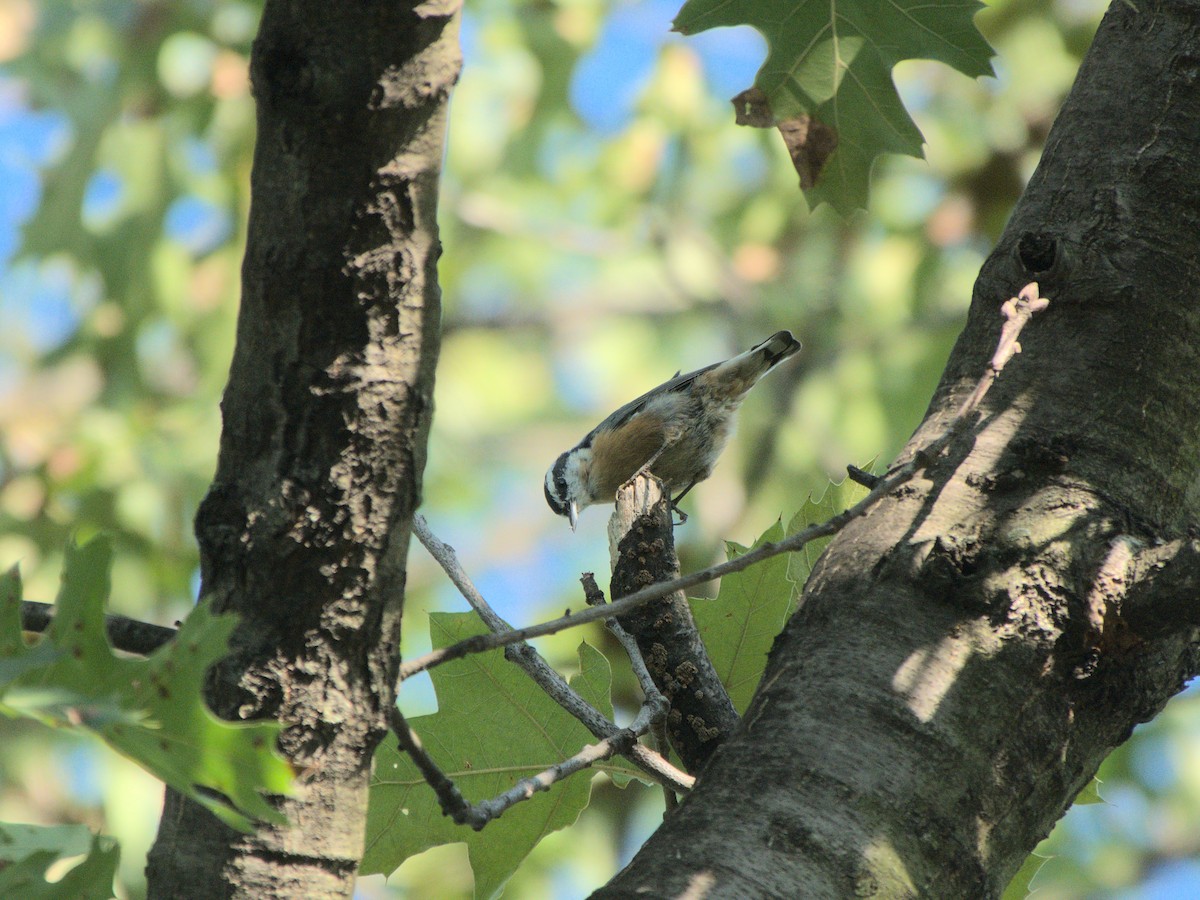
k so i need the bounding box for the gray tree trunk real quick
[145,2,457,896]
[598,1,1200,896]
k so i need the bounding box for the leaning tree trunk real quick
[600,1,1200,896]
[145,2,458,896]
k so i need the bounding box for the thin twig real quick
[392,578,671,831]
[411,517,692,793]
[469,700,661,826]
[845,464,880,489]
[583,575,661,705]
[392,701,657,831]
[952,282,1051,430]
[390,705,481,827]
[605,614,680,811]
[584,573,673,735]
[400,513,845,680]
[608,618,663,703]
[653,717,679,813]
[401,283,1050,679]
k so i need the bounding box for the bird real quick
[544,330,801,529]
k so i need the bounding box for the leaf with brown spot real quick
[777,114,839,190]
[676,0,994,211]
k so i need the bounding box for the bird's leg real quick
[622,442,670,488]
[668,481,695,525]
[622,440,692,523]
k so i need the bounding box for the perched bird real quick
[544,331,801,529]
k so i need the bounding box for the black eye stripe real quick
[544,452,571,515]
[552,454,570,499]
[544,480,564,514]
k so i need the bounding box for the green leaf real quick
[674,0,994,211]
[691,478,869,712]
[786,476,869,590]
[0,822,119,899]
[691,518,796,714]
[363,612,630,898]
[0,569,64,682]
[1001,850,1049,900]
[0,536,293,831]
[1074,776,1104,805]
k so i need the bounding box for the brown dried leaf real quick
[777,115,839,190]
[731,88,839,190]
[731,87,773,128]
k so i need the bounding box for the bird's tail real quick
[703,330,801,399]
[748,330,802,371]
[698,330,801,400]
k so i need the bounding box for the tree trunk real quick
[145,2,458,896]
[598,1,1200,896]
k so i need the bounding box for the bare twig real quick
[955,282,1050,427]
[582,573,670,718]
[397,682,666,832]
[403,284,1049,705]
[390,706,480,826]
[653,717,679,813]
[604,599,683,809]
[468,718,649,826]
[411,517,692,793]
[845,464,880,489]
[602,618,661,705]
[391,562,675,830]
[399,512,846,680]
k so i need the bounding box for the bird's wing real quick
[577,361,718,449]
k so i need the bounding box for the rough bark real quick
[145,2,459,897]
[598,2,1200,896]
[608,477,740,772]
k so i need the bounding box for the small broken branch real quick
[607,475,739,772]
[1117,538,1200,640]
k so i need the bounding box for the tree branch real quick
[20,600,176,656]
[1115,537,1200,641]
[606,475,739,772]
[400,282,1050,683]
[411,516,693,793]
[581,574,662,704]
[392,681,666,831]
[390,551,676,830]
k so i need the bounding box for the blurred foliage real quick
[0,821,118,898]
[1,537,292,832]
[1,0,1197,897]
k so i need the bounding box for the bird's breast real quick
[587,400,737,499]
